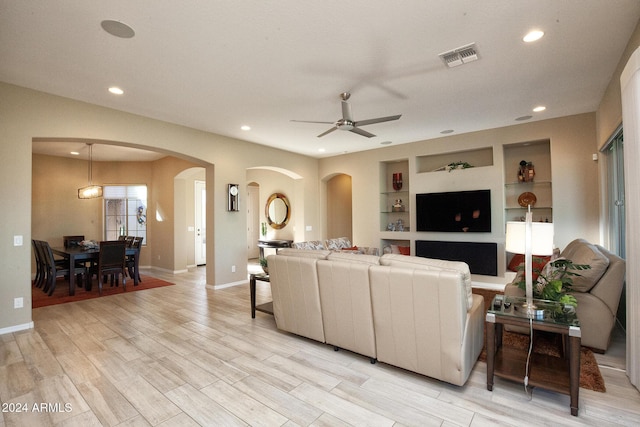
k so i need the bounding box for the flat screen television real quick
[416,189,491,232]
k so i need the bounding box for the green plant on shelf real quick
[446,161,473,172]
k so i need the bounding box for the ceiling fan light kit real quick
[292,92,402,138]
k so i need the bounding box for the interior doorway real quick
[195,180,206,266]
[326,174,352,241]
[247,182,260,259]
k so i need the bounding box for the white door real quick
[247,184,260,259]
[195,180,206,265]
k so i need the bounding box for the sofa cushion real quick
[276,248,331,259]
[327,252,380,265]
[325,237,352,251]
[291,240,325,250]
[560,239,609,292]
[380,254,473,310]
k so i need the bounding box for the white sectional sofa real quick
[266,249,485,386]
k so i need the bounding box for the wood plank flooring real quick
[1,266,639,426]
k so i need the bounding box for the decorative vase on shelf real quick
[518,160,535,182]
[392,199,405,212]
[392,173,403,191]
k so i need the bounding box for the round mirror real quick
[265,193,291,229]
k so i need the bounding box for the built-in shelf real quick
[380,159,410,233]
[416,146,494,173]
[503,140,552,223]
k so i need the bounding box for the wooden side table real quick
[486,295,581,416]
[250,273,273,318]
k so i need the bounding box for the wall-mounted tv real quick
[416,189,491,232]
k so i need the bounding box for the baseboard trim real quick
[214,280,246,290]
[0,321,34,335]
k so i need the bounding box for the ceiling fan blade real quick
[354,114,402,127]
[291,119,336,124]
[317,126,338,137]
[349,127,376,138]
[341,100,353,121]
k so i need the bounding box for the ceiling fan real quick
[291,92,402,138]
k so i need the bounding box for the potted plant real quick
[516,258,591,307]
[259,257,268,274]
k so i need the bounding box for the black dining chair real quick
[93,240,127,296]
[41,240,87,296]
[32,240,46,288]
[126,236,143,283]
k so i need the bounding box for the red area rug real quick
[32,275,175,308]
[473,288,606,393]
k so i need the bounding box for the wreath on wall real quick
[137,206,147,225]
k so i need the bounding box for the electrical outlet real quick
[14,297,24,309]
[231,265,236,273]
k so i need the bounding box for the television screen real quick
[416,190,491,232]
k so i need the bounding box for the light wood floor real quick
[1,267,639,426]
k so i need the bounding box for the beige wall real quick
[0,82,320,332]
[319,113,600,275]
[597,19,640,147]
[32,153,202,274]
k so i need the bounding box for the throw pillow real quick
[398,246,410,255]
[560,239,609,292]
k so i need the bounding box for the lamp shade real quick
[78,185,103,199]
[505,221,554,255]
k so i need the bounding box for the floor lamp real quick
[505,207,554,316]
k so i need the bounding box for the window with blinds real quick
[104,185,147,243]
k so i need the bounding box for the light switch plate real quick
[13,235,23,246]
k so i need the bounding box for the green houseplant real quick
[259,257,268,274]
[515,258,591,307]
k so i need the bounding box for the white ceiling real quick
[3,1,640,161]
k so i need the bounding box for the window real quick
[104,185,147,243]
[602,127,625,257]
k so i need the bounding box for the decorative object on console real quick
[446,161,473,172]
[227,184,239,211]
[505,206,554,315]
[259,257,268,274]
[392,172,403,191]
[518,160,535,182]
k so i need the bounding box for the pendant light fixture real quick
[77,143,103,199]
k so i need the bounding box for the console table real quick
[257,239,293,259]
[486,295,581,416]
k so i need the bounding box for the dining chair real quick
[126,236,143,283]
[41,240,87,296]
[94,240,127,296]
[32,240,45,288]
[124,236,135,247]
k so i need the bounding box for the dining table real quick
[51,245,140,296]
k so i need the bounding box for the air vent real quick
[439,43,478,68]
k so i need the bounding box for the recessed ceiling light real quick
[523,30,544,43]
[70,151,80,156]
[101,20,135,39]
[318,148,326,153]
[440,129,454,134]
[241,125,251,131]
[515,115,533,121]
[533,106,546,112]
[108,87,124,95]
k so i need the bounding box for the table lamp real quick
[505,207,554,316]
